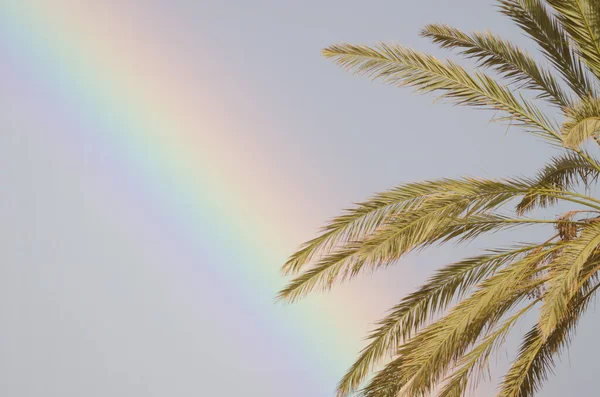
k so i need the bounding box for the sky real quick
[0,0,599,396]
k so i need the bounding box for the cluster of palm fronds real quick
[278,1,600,396]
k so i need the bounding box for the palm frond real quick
[279,176,593,302]
[498,0,594,98]
[322,43,562,143]
[563,118,600,149]
[336,244,547,397]
[438,302,537,397]
[360,356,406,397]
[538,221,600,337]
[421,24,571,108]
[546,0,600,81]
[498,278,600,397]
[562,97,600,148]
[516,151,600,214]
[282,179,475,275]
[280,175,600,303]
[365,245,559,397]
[282,177,524,276]
[278,214,547,303]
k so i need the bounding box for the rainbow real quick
[0,1,394,391]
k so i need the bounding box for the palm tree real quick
[278,1,600,396]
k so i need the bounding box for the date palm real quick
[278,1,600,396]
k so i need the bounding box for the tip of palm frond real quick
[418,23,461,41]
[276,270,321,303]
[322,44,350,58]
[274,285,299,304]
[321,43,388,67]
[276,263,336,304]
[280,260,300,276]
[322,45,340,59]
[321,46,334,57]
[274,293,288,304]
[336,362,368,397]
[335,383,353,397]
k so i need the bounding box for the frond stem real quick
[574,150,600,174]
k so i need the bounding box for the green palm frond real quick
[360,356,405,397]
[282,178,516,275]
[562,96,600,148]
[384,245,557,397]
[279,176,600,303]
[438,302,537,397]
[563,118,600,149]
[516,151,600,214]
[278,214,550,303]
[498,279,600,397]
[546,0,600,81]
[336,244,549,397]
[421,24,571,107]
[362,273,600,397]
[322,43,562,143]
[538,221,600,336]
[498,0,594,98]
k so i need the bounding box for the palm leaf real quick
[562,97,600,148]
[278,175,600,303]
[546,0,600,80]
[421,24,570,108]
[336,244,547,397]
[365,245,558,396]
[282,177,524,275]
[563,117,600,149]
[516,151,600,214]
[498,278,600,397]
[498,0,594,98]
[538,221,600,336]
[282,179,476,275]
[359,356,406,397]
[438,302,537,397]
[278,214,550,303]
[322,43,562,143]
